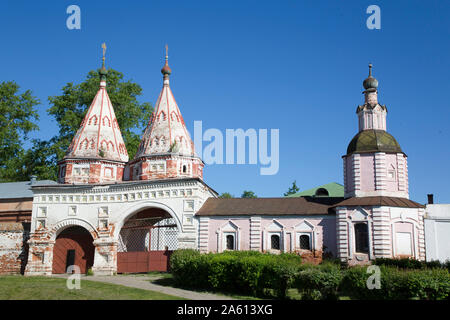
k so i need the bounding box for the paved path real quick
[53,274,233,300]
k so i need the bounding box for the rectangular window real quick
[354,223,369,254]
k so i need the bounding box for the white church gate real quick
[117,207,178,273]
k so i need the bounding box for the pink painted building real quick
[196,65,425,264]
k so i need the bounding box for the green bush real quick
[374,257,450,271]
[295,263,343,300]
[341,265,450,300]
[170,249,302,298]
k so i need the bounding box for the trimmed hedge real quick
[170,250,450,300]
[374,257,450,271]
[340,265,450,300]
[170,250,302,298]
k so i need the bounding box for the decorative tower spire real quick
[58,43,129,184]
[161,44,172,86]
[362,63,379,105]
[128,46,204,181]
[99,42,108,86]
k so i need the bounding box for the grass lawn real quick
[147,272,262,300]
[0,276,185,300]
[146,272,351,300]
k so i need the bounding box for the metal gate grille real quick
[117,214,178,273]
[118,217,178,252]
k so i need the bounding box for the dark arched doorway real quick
[52,226,95,274]
[117,207,178,273]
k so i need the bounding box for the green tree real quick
[284,180,300,196]
[47,68,153,165]
[241,190,257,198]
[0,81,40,182]
[219,192,234,198]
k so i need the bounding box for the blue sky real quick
[0,0,449,203]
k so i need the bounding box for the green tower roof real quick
[346,129,402,155]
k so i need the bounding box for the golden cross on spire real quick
[102,42,107,64]
[165,44,168,58]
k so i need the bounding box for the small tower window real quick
[315,188,329,197]
[182,165,187,173]
[271,234,280,250]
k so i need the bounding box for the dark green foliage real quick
[241,190,257,198]
[0,81,40,182]
[219,192,234,198]
[170,250,302,298]
[295,263,343,300]
[284,180,300,196]
[170,250,450,300]
[340,265,450,300]
[374,257,450,271]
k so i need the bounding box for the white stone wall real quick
[424,204,450,262]
[26,179,215,275]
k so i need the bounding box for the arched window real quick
[88,115,98,126]
[271,234,280,250]
[102,116,111,127]
[315,188,329,197]
[226,235,235,250]
[354,223,369,254]
[158,111,166,121]
[299,234,311,250]
[182,165,187,173]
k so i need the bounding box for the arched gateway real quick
[117,207,179,273]
[25,178,216,276]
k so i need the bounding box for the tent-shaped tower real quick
[58,44,129,184]
[127,46,204,181]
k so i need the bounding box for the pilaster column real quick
[198,217,209,253]
[25,237,55,276]
[336,207,349,261]
[92,237,117,275]
[371,207,391,258]
[417,208,426,261]
[374,152,387,191]
[250,216,261,251]
[352,154,361,196]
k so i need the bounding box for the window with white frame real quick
[224,232,236,250]
[299,234,311,250]
[271,234,281,250]
[354,222,369,254]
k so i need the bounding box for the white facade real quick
[424,204,450,262]
[25,178,215,275]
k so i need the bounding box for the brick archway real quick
[52,226,95,274]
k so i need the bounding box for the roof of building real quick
[134,49,197,159]
[196,197,344,216]
[0,180,57,200]
[63,53,129,163]
[286,182,344,198]
[346,129,402,155]
[334,196,424,208]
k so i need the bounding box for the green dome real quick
[347,129,402,155]
[363,76,378,90]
